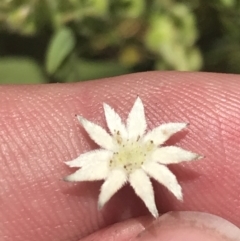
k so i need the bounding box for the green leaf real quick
[0,58,45,84]
[76,59,130,81]
[46,27,76,75]
[53,53,80,82]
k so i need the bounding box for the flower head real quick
[64,97,202,217]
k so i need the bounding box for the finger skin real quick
[0,71,240,241]
[65,212,240,241]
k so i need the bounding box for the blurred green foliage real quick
[0,0,239,84]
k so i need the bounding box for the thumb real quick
[79,211,240,241]
[133,211,240,241]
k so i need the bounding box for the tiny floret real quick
[64,97,203,217]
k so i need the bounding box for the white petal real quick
[143,123,187,146]
[103,103,127,138]
[127,97,147,140]
[151,146,202,164]
[77,115,115,150]
[143,162,182,200]
[64,158,109,182]
[98,169,127,209]
[129,169,158,217]
[65,149,112,167]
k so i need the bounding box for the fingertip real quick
[133,211,240,241]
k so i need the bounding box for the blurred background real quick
[0,0,239,84]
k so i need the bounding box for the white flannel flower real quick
[64,97,202,217]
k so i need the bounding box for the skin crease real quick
[0,71,240,241]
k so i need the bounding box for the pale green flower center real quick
[109,133,156,174]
